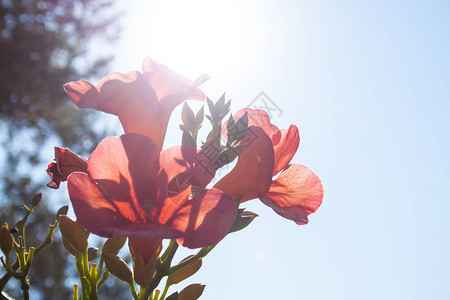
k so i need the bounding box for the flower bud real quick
[88,247,99,261]
[31,193,42,207]
[47,147,88,189]
[102,253,133,284]
[56,205,69,220]
[62,237,77,256]
[166,292,179,300]
[0,223,13,257]
[168,258,202,285]
[102,235,127,255]
[228,209,259,234]
[128,237,162,286]
[59,216,88,254]
[178,283,205,300]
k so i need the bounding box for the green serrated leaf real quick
[206,97,215,117]
[182,102,196,131]
[214,147,239,169]
[195,106,204,126]
[182,131,196,147]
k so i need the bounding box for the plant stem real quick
[158,281,170,300]
[142,240,179,300]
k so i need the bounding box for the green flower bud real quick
[59,216,88,254]
[0,223,14,257]
[178,283,206,300]
[88,247,99,261]
[168,258,202,285]
[31,193,42,207]
[102,235,127,255]
[102,253,133,284]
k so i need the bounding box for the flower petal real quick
[64,80,98,109]
[46,147,88,189]
[142,57,206,104]
[158,145,216,224]
[68,172,183,239]
[272,125,300,175]
[214,126,274,202]
[67,172,126,237]
[128,237,162,266]
[96,71,157,115]
[260,164,323,225]
[87,134,160,222]
[223,109,279,140]
[128,237,162,285]
[166,189,237,249]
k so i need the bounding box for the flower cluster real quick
[44,57,323,299]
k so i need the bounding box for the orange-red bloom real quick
[215,109,323,225]
[64,57,209,151]
[46,147,88,189]
[67,133,237,249]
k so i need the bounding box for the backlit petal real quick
[223,109,279,139]
[214,126,274,202]
[158,145,216,223]
[260,164,323,225]
[87,134,160,222]
[142,57,206,104]
[67,172,125,236]
[167,189,237,249]
[64,80,98,109]
[272,125,300,175]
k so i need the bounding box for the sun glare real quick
[127,0,260,81]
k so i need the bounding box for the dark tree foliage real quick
[0,0,128,298]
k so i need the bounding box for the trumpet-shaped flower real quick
[64,57,209,151]
[215,109,323,225]
[67,133,237,249]
[46,147,88,189]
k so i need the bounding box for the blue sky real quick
[101,0,450,299]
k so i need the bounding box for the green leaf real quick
[206,97,215,119]
[226,112,248,146]
[195,106,204,126]
[214,147,239,169]
[182,130,196,147]
[182,102,196,131]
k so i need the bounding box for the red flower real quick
[64,57,209,151]
[67,133,237,249]
[215,109,323,225]
[46,147,88,189]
